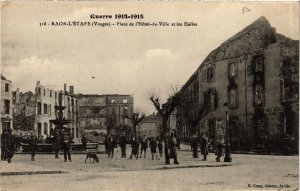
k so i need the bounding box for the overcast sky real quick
[1,2,299,114]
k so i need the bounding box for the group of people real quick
[190,133,226,162]
[103,134,164,161]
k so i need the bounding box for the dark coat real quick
[149,140,157,153]
[131,139,140,155]
[200,137,208,155]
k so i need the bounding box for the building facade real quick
[1,75,13,132]
[79,94,134,136]
[176,17,299,152]
[138,113,161,138]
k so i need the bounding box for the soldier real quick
[200,133,209,161]
[2,128,15,163]
[169,132,179,164]
[81,134,87,152]
[149,137,159,160]
[62,129,72,162]
[119,133,127,158]
[29,133,38,161]
[107,136,117,158]
[191,135,199,158]
[129,137,139,160]
[139,135,148,158]
[215,135,225,162]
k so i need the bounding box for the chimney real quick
[37,81,40,86]
[64,83,67,92]
[69,86,74,94]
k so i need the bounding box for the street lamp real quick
[223,102,232,162]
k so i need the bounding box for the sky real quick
[1,2,299,115]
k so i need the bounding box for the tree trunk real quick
[133,124,137,137]
[162,118,170,164]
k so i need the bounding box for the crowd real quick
[1,127,226,164]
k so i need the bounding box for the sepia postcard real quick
[0,1,299,191]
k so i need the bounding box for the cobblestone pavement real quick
[1,145,298,191]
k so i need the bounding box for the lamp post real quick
[223,102,232,162]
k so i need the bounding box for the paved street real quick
[0,145,298,191]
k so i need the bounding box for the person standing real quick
[53,130,61,159]
[119,133,127,158]
[158,138,163,157]
[169,132,179,164]
[129,137,139,160]
[1,128,15,163]
[215,135,225,162]
[191,135,199,158]
[149,137,159,160]
[139,135,148,158]
[29,134,38,161]
[62,129,72,162]
[200,133,209,161]
[81,134,87,152]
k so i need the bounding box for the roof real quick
[1,74,6,80]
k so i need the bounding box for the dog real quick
[85,152,99,163]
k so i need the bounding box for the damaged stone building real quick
[176,16,299,153]
[79,94,134,136]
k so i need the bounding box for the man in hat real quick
[200,133,209,161]
[129,137,139,159]
[119,133,127,158]
[29,133,38,161]
[191,135,199,158]
[169,131,179,164]
[62,129,72,162]
[139,135,148,158]
[81,134,87,152]
[53,130,61,159]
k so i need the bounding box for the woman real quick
[215,135,225,162]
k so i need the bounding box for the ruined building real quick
[176,16,299,153]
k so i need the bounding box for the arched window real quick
[37,123,42,137]
[229,89,237,108]
[229,62,237,77]
[44,123,48,135]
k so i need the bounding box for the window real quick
[228,89,238,108]
[44,104,48,114]
[208,120,216,140]
[229,62,237,78]
[210,92,216,111]
[5,83,9,92]
[49,104,51,116]
[207,68,214,82]
[123,99,128,103]
[4,100,10,114]
[55,92,57,99]
[44,89,46,96]
[255,57,263,72]
[229,117,239,139]
[37,102,42,115]
[123,106,128,115]
[247,60,253,74]
[37,123,42,137]
[111,99,116,103]
[255,85,264,105]
[202,69,207,82]
[71,99,74,106]
[50,90,52,97]
[44,123,48,135]
[38,87,41,95]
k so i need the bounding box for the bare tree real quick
[149,85,181,164]
[183,108,207,136]
[125,111,146,137]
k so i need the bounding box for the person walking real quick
[129,137,139,160]
[29,134,38,161]
[1,128,15,163]
[139,135,148,158]
[149,137,159,160]
[62,129,72,162]
[119,133,127,158]
[215,135,225,162]
[200,133,209,161]
[53,130,61,159]
[191,135,199,158]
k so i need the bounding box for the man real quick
[119,133,127,158]
[81,134,87,152]
[149,137,159,160]
[53,130,61,159]
[129,137,139,160]
[191,135,199,158]
[169,132,179,164]
[29,134,38,161]
[2,128,15,163]
[200,133,209,161]
[62,129,72,162]
[215,135,225,162]
[139,135,148,158]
